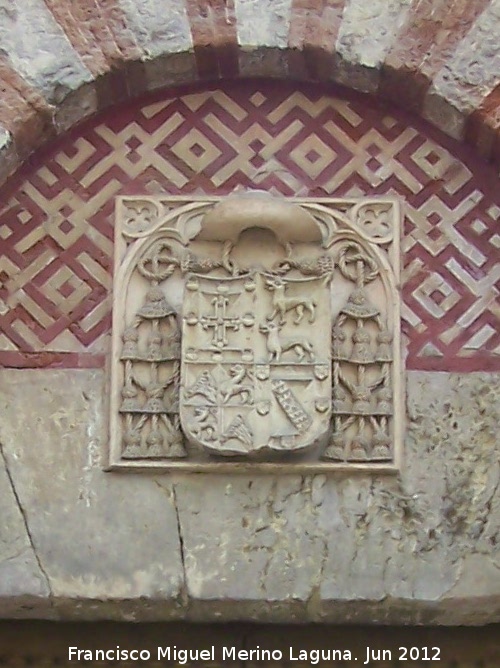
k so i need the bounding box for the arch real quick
[0,66,499,624]
[0,0,499,184]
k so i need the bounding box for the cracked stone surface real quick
[0,369,499,622]
[0,445,52,617]
[172,372,500,623]
[0,370,184,620]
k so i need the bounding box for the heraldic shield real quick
[180,272,332,456]
[110,193,402,471]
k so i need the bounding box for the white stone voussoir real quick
[335,0,413,92]
[0,0,93,103]
[423,1,500,139]
[235,0,292,49]
[118,0,193,59]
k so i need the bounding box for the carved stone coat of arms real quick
[109,192,402,472]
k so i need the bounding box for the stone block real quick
[143,52,198,91]
[172,371,500,623]
[0,455,52,617]
[235,0,291,49]
[119,0,193,58]
[54,82,99,134]
[0,1,92,103]
[334,0,413,91]
[238,47,289,79]
[0,369,499,623]
[0,369,184,620]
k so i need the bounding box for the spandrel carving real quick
[110,192,403,472]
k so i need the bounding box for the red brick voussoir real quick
[43,0,142,73]
[0,56,55,160]
[42,0,145,109]
[288,0,346,81]
[185,0,239,79]
[380,0,491,113]
[466,83,500,164]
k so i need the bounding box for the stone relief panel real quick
[109,192,402,472]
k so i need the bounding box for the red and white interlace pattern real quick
[0,82,498,371]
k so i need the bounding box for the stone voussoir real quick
[0,1,498,175]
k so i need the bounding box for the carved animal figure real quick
[219,364,253,404]
[265,277,316,324]
[260,322,314,362]
[191,407,218,442]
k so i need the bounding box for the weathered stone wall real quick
[2,369,499,623]
[0,83,498,622]
[0,0,499,186]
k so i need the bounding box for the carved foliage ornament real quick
[109,193,402,472]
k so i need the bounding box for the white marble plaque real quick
[108,192,403,472]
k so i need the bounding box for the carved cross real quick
[201,295,241,348]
